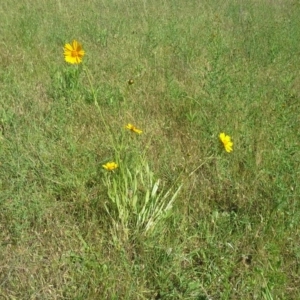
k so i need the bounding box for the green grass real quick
[0,0,300,299]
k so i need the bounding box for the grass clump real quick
[104,159,182,239]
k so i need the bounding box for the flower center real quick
[71,50,78,57]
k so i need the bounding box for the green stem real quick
[83,66,118,150]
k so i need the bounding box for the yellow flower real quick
[125,123,142,134]
[102,162,118,171]
[219,132,233,153]
[63,40,85,64]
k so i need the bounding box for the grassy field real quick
[0,0,300,299]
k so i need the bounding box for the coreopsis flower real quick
[125,123,142,134]
[219,132,233,153]
[102,162,118,171]
[63,40,85,64]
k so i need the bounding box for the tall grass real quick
[0,0,299,299]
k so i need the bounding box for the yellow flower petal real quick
[125,123,142,134]
[72,40,78,48]
[64,43,73,51]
